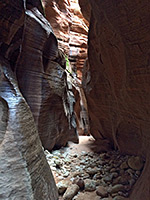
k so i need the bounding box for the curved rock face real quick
[2,0,78,151]
[79,0,150,199]
[42,0,89,79]
[0,60,58,200]
[15,6,78,150]
[0,0,79,198]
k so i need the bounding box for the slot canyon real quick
[0,0,150,200]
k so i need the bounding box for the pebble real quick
[44,146,144,200]
[84,179,96,191]
[120,161,128,170]
[110,168,117,173]
[86,167,98,176]
[96,186,108,198]
[57,180,70,194]
[128,156,144,171]
[73,178,85,190]
[102,174,113,183]
[110,184,125,194]
[63,184,80,200]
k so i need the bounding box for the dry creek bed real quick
[44,136,145,200]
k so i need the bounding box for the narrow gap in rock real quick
[41,0,146,199]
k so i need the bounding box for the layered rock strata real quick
[42,0,89,80]
[79,0,150,199]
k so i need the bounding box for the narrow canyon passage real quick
[1,0,150,200]
[45,136,145,200]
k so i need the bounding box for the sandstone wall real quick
[0,1,58,199]
[42,0,88,79]
[79,0,150,199]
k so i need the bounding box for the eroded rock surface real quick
[15,7,78,150]
[79,0,150,199]
[0,0,79,198]
[0,61,58,199]
[42,0,89,79]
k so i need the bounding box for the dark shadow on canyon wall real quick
[79,0,150,199]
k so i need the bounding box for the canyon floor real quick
[45,136,144,200]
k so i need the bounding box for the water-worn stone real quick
[63,184,80,200]
[73,178,85,190]
[45,144,143,199]
[96,186,108,198]
[110,184,125,194]
[120,162,128,170]
[128,156,144,171]
[113,196,127,200]
[102,174,113,183]
[86,167,98,176]
[57,180,70,194]
[84,179,96,191]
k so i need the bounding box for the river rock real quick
[57,180,70,194]
[86,167,98,176]
[96,186,108,198]
[63,184,80,200]
[110,184,125,194]
[73,178,85,190]
[128,156,144,171]
[120,161,128,170]
[84,179,96,191]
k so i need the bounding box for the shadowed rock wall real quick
[79,0,150,199]
[15,6,78,150]
[0,0,79,198]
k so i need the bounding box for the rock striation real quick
[15,5,78,151]
[42,0,89,80]
[79,0,150,199]
[0,59,58,200]
[0,0,80,198]
[0,1,59,199]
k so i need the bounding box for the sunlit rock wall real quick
[79,0,150,199]
[42,0,89,79]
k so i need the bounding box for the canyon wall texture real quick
[1,0,78,152]
[0,0,79,198]
[0,1,58,198]
[0,59,58,200]
[42,0,88,79]
[80,0,150,199]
